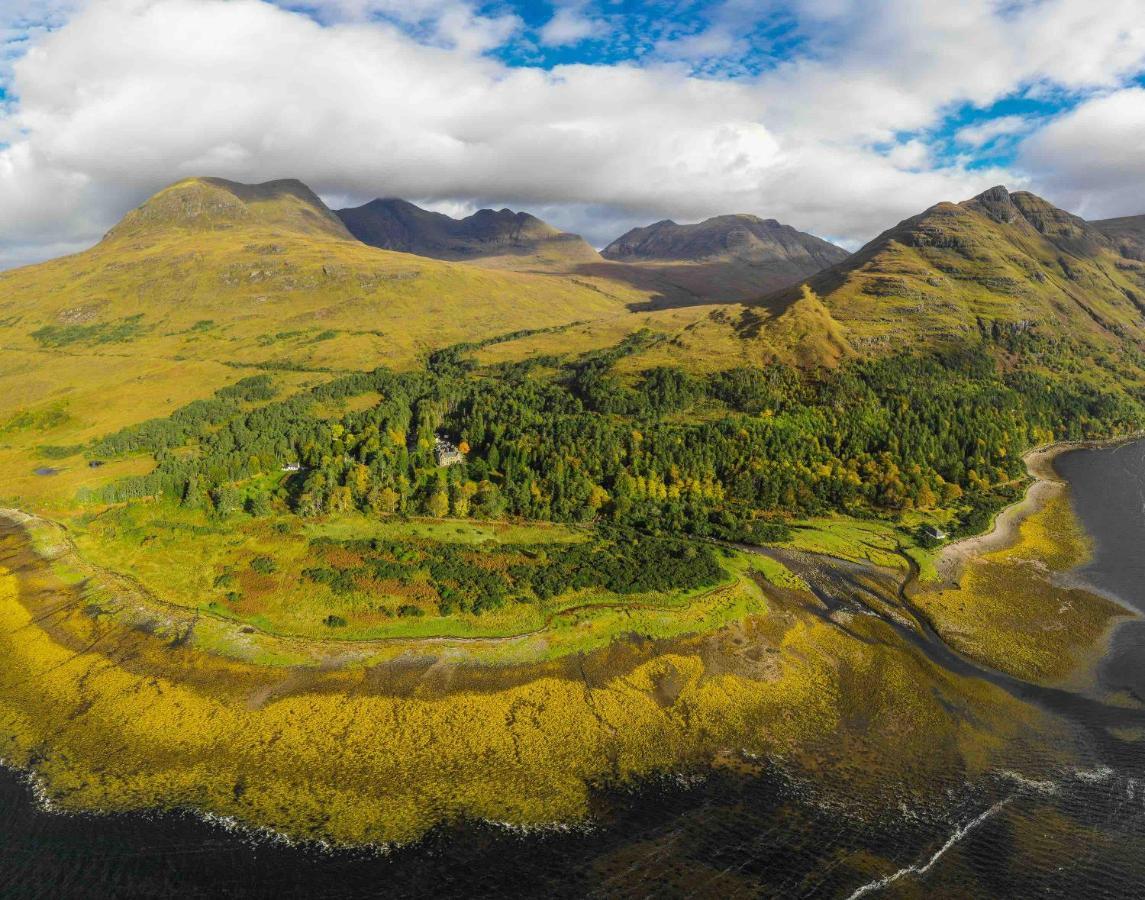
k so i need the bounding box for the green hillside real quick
[0,177,640,373]
[797,186,1145,356]
[0,177,656,506]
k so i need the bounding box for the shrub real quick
[250,555,277,575]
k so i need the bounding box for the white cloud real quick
[884,139,931,170]
[955,115,1031,148]
[539,4,603,47]
[1019,87,1145,219]
[655,26,745,63]
[278,0,521,53]
[1,0,78,90]
[0,0,1143,267]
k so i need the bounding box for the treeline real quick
[89,374,279,457]
[82,329,1143,541]
[304,530,725,617]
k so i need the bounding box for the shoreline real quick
[936,433,1145,586]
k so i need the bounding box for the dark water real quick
[3,759,1144,899]
[1055,439,1145,614]
[3,441,1145,898]
[1056,439,1145,705]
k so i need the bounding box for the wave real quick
[845,797,1013,900]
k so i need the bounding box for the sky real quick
[0,0,1143,269]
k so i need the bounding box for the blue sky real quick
[0,0,1143,268]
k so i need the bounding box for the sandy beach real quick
[936,437,1140,585]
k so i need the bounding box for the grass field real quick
[61,499,788,660]
[781,513,943,575]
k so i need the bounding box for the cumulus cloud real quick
[1019,87,1145,219]
[955,115,1031,148]
[538,4,603,47]
[0,0,1143,266]
[0,0,78,90]
[278,0,521,53]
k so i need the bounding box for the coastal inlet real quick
[0,440,1142,897]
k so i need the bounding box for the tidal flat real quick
[0,441,1143,896]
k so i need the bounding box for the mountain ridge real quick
[585,213,850,307]
[0,176,642,378]
[1092,214,1145,262]
[336,198,600,265]
[601,213,848,269]
[5,175,1145,382]
[786,184,1145,354]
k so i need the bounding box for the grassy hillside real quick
[0,178,659,511]
[0,178,640,371]
[473,293,847,373]
[797,186,1145,357]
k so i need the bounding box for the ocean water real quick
[2,442,1145,898]
[1056,439,1145,705]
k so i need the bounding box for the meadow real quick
[68,500,770,653]
[0,501,1083,846]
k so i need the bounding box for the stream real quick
[1,441,1144,897]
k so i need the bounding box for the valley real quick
[0,174,1143,893]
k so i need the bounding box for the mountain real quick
[1091,215,1145,262]
[602,214,848,269]
[789,185,1145,353]
[0,177,633,372]
[583,214,850,306]
[334,202,851,306]
[104,177,355,243]
[336,198,600,267]
[0,177,648,503]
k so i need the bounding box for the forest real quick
[73,322,1144,550]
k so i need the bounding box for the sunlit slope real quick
[794,186,1145,353]
[474,286,850,373]
[105,176,356,242]
[0,177,644,510]
[0,177,639,373]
